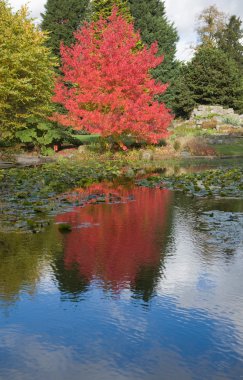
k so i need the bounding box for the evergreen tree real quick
[128,0,179,110]
[173,65,195,119]
[91,0,132,22]
[181,48,243,115]
[218,15,243,73]
[41,0,89,56]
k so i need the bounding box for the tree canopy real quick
[176,47,243,116]
[174,7,243,118]
[52,10,172,147]
[218,15,243,73]
[41,0,90,56]
[91,0,132,22]
[195,5,227,49]
[0,1,57,141]
[128,0,179,110]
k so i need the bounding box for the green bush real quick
[15,117,70,154]
[222,115,242,126]
[173,140,181,151]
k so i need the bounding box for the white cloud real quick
[164,0,243,60]
[8,0,243,61]
[9,0,45,19]
[156,208,243,352]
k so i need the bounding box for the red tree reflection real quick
[56,184,172,292]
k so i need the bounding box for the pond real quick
[0,178,243,379]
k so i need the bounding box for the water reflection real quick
[0,182,243,380]
[0,226,62,307]
[56,184,172,302]
[172,194,243,261]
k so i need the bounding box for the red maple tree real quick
[52,8,173,146]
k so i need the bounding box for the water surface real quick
[0,182,243,380]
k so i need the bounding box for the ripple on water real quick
[0,185,243,380]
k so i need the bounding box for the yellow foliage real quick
[0,1,57,140]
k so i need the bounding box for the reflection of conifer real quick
[131,266,162,303]
[130,204,173,304]
[52,256,90,300]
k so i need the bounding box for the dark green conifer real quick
[177,47,243,116]
[41,0,90,56]
[128,0,179,110]
[173,65,195,119]
[218,15,243,73]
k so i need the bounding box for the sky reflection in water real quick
[0,183,243,380]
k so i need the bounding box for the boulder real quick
[140,150,153,161]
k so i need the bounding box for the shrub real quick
[201,120,217,129]
[173,140,181,151]
[185,137,216,156]
[222,115,242,126]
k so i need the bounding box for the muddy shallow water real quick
[0,180,242,380]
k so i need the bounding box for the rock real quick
[0,162,15,168]
[225,108,234,114]
[124,167,135,178]
[190,105,241,125]
[181,151,191,158]
[137,169,146,176]
[78,145,87,153]
[214,116,222,123]
[140,150,153,161]
[14,155,53,167]
[15,156,41,165]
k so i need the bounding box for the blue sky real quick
[8,0,243,60]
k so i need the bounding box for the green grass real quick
[171,125,217,139]
[72,134,100,144]
[71,134,149,148]
[214,140,243,156]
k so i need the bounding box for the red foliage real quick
[56,183,172,291]
[52,8,173,144]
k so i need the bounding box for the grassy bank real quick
[213,139,243,156]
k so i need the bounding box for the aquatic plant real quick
[0,159,125,232]
[137,168,243,198]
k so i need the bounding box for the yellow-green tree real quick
[91,0,132,22]
[195,5,227,49]
[0,1,57,141]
